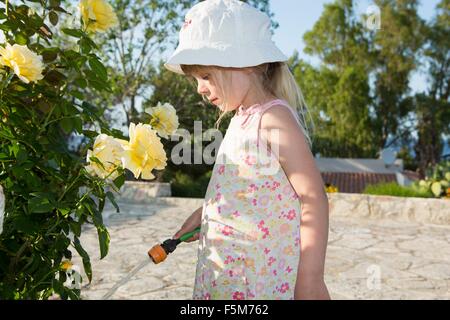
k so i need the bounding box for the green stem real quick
[7,239,31,285]
[75,192,90,208]
[45,215,61,237]
[43,115,78,128]
[0,72,15,99]
[17,139,38,154]
[28,268,59,294]
[40,103,57,128]
[58,174,82,202]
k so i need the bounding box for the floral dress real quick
[192,99,303,300]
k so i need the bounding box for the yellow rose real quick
[121,123,167,180]
[0,43,44,84]
[79,0,119,33]
[145,102,179,139]
[86,134,127,180]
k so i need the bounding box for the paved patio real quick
[71,198,450,300]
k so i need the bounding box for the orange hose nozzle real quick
[148,244,167,264]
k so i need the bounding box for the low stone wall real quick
[110,182,450,225]
[111,181,171,202]
[328,193,450,225]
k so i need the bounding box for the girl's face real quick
[193,67,253,112]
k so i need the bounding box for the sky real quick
[270,0,442,94]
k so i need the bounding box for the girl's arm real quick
[260,106,331,300]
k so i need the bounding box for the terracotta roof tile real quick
[321,172,397,194]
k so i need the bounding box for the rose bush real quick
[0,0,177,300]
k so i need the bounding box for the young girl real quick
[166,0,330,300]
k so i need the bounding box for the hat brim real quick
[164,43,288,75]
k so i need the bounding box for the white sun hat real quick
[164,0,287,75]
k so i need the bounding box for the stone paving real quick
[71,198,450,300]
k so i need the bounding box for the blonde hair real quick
[180,62,315,148]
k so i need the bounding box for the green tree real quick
[371,0,426,150]
[413,0,450,177]
[298,0,375,157]
[295,0,430,161]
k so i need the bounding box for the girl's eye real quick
[202,75,209,80]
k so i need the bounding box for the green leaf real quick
[16,147,28,164]
[10,143,19,157]
[14,33,28,45]
[55,234,70,251]
[60,117,74,134]
[113,174,125,189]
[11,165,25,179]
[88,56,108,81]
[13,215,40,234]
[62,28,84,38]
[97,227,110,259]
[69,221,81,237]
[79,37,92,54]
[44,70,67,85]
[88,79,111,92]
[81,101,99,115]
[431,182,442,197]
[49,0,62,8]
[73,237,92,283]
[91,204,103,227]
[58,207,70,217]
[28,196,54,213]
[82,130,98,139]
[49,11,59,26]
[81,36,99,50]
[42,49,58,63]
[106,191,120,213]
[69,90,84,100]
[0,152,12,160]
[74,77,87,89]
[73,116,83,133]
[52,7,69,14]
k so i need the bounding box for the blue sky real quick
[270,0,442,94]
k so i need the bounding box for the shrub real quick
[0,0,124,299]
[168,170,212,198]
[411,160,450,198]
[363,182,433,198]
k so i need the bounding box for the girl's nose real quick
[197,82,209,95]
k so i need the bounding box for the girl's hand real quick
[294,277,331,300]
[173,207,203,242]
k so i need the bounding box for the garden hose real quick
[148,226,201,264]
